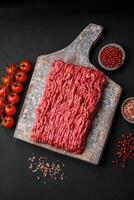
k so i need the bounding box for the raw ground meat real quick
[31,60,107,154]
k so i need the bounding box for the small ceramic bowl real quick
[121,97,134,124]
[98,43,126,71]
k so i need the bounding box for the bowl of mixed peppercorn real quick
[98,43,125,71]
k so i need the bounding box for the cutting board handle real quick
[37,23,103,66]
[66,23,103,63]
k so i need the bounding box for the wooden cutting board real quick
[14,23,122,165]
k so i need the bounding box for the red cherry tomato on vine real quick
[7,93,20,104]
[2,75,14,85]
[6,64,17,75]
[15,71,28,83]
[0,97,5,108]
[19,60,32,72]
[0,86,5,97]
[0,85,10,97]
[4,104,17,116]
[11,82,23,93]
[1,116,14,128]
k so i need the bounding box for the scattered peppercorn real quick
[112,133,134,168]
[100,45,123,69]
[28,154,66,184]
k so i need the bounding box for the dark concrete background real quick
[0,2,134,200]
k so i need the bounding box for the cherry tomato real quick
[19,60,32,72]
[6,64,17,75]
[7,93,20,104]
[4,104,17,116]
[0,97,5,108]
[11,82,23,93]
[0,86,5,96]
[15,71,28,83]
[0,85,10,97]
[2,75,14,85]
[1,116,14,128]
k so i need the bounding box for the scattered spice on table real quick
[28,154,66,184]
[112,133,134,168]
[100,45,123,69]
[123,99,134,121]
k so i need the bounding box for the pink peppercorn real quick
[112,133,134,168]
[99,45,124,69]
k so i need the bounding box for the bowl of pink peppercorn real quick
[98,43,125,71]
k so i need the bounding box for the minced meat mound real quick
[31,60,107,154]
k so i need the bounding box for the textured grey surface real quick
[14,23,122,164]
